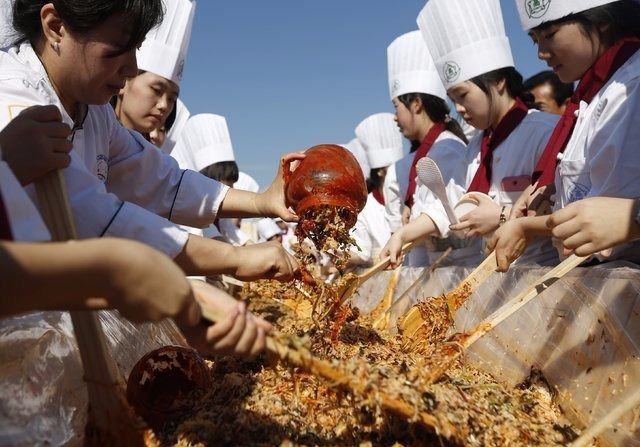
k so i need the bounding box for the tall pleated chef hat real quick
[234,171,260,193]
[355,113,404,169]
[161,98,190,154]
[137,0,196,85]
[387,30,446,101]
[171,113,235,171]
[341,138,370,180]
[0,0,15,48]
[256,218,282,242]
[515,0,621,30]
[417,0,514,90]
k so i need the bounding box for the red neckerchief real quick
[373,188,385,205]
[0,190,13,240]
[468,98,529,193]
[532,37,640,187]
[404,122,446,207]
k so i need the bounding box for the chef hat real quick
[417,0,514,90]
[355,113,404,169]
[387,30,446,101]
[515,0,620,30]
[234,171,261,193]
[171,114,235,172]
[137,0,196,85]
[256,218,282,242]
[161,98,190,154]
[341,138,370,180]
[0,0,15,48]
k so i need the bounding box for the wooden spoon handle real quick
[358,240,419,284]
[461,254,588,349]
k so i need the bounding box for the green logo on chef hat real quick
[525,0,551,18]
[443,61,461,83]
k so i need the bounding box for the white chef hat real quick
[234,171,260,193]
[161,98,190,154]
[171,113,235,172]
[137,0,196,86]
[417,0,514,90]
[256,218,282,242]
[355,113,404,169]
[340,138,370,180]
[387,30,446,101]
[0,0,16,48]
[515,0,620,30]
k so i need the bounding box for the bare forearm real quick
[398,214,439,244]
[0,240,113,317]
[519,215,552,237]
[217,189,262,218]
[173,234,239,276]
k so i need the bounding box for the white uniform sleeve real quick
[412,138,468,238]
[0,79,189,258]
[105,108,229,228]
[52,151,189,257]
[382,164,403,232]
[218,218,250,246]
[350,219,373,263]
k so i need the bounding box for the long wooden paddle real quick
[569,385,640,447]
[320,240,420,320]
[376,247,453,331]
[399,251,498,343]
[35,170,144,445]
[419,254,588,384]
[193,294,459,438]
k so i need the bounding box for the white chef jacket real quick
[555,51,640,208]
[382,164,403,233]
[554,50,640,262]
[350,194,391,264]
[408,131,482,267]
[0,43,229,258]
[217,218,250,246]
[465,110,560,265]
[0,160,49,241]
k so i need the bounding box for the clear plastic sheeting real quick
[351,262,640,447]
[0,310,185,446]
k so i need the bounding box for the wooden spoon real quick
[127,295,459,438]
[419,254,588,384]
[35,171,144,445]
[321,240,420,320]
[399,251,498,343]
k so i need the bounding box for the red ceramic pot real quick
[126,346,212,429]
[284,144,367,226]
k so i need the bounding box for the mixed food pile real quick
[131,166,586,446]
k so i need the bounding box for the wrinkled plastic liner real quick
[351,262,640,447]
[1,263,640,446]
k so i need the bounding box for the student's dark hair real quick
[397,92,468,148]
[470,67,535,109]
[200,161,239,184]
[12,0,164,54]
[523,70,574,107]
[164,98,178,131]
[366,168,385,193]
[533,0,640,47]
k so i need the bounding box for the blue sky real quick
[180,1,548,189]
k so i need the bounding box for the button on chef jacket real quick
[465,110,559,265]
[553,50,640,262]
[0,43,229,257]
